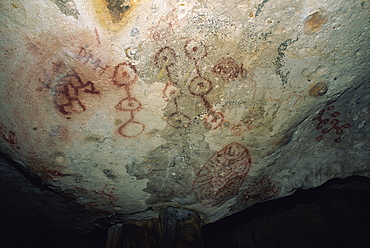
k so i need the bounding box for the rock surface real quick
[0,0,369,232]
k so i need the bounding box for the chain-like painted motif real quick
[112,62,145,138]
[155,40,224,129]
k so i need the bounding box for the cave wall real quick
[0,0,369,231]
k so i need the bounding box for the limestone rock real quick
[0,0,369,231]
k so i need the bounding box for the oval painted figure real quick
[192,142,252,206]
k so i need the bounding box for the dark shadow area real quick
[203,176,370,248]
[0,152,108,248]
[1,168,370,247]
[0,225,107,248]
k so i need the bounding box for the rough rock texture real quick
[0,0,369,232]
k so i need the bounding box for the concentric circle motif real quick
[212,57,241,81]
[184,39,207,60]
[188,76,213,96]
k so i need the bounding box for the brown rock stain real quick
[83,134,104,143]
[304,11,327,34]
[309,82,328,97]
[89,0,140,31]
[114,119,123,126]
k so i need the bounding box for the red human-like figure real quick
[113,62,145,138]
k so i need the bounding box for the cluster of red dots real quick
[312,101,351,143]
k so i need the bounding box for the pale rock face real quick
[0,0,369,231]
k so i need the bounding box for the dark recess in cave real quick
[1,175,369,248]
[203,175,370,248]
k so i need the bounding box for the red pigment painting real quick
[54,69,100,115]
[185,39,225,130]
[113,62,145,138]
[242,175,279,204]
[312,101,351,143]
[155,46,191,128]
[212,57,247,81]
[192,142,252,206]
[94,184,118,206]
[75,47,109,75]
[38,64,100,116]
[154,40,225,130]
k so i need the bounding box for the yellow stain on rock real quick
[89,0,140,31]
[304,11,328,34]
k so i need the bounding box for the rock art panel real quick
[37,60,100,117]
[75,47,109,75]
[53,69,100,115]
[312,101,351,143]
[184,39,225,130]
[0,0,369,232]
[192,142,252,206]
[154,46,191,128]
[155,40,229,130]
[212,57,247,81]
[113,62,145,138]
